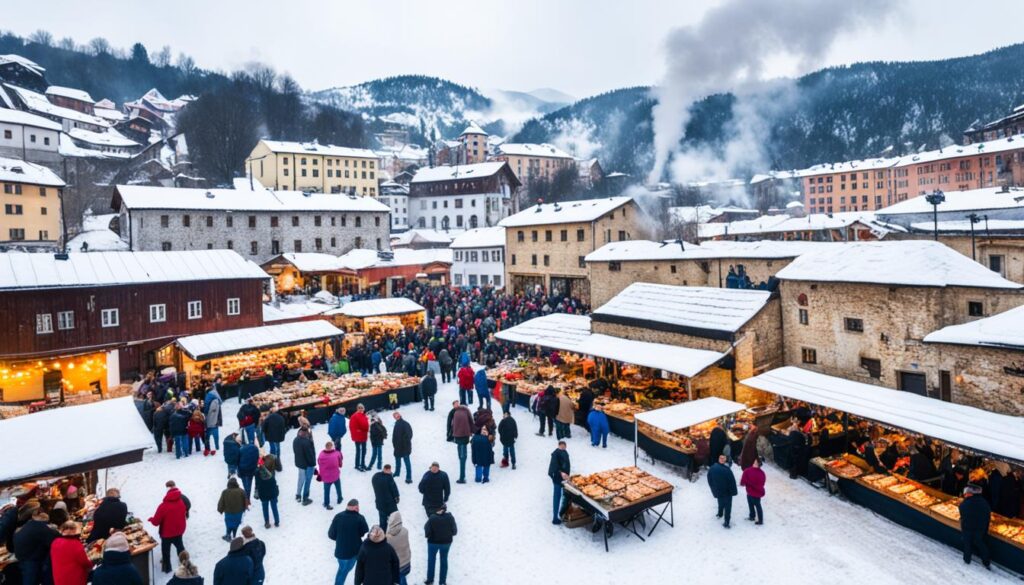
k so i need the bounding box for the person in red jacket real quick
[186,409,205,456]
[740,457,766,525]
[50,521,92,585]
[457,365,475,406]
[349,404,370,472]
[148,481,189,573]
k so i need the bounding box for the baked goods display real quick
[904,489,940,508]
[887,482,919,495]
[250,373,419,410]
[567,466,673,510]
[930,501,961,522]
[85,521,156,562]
[824,459,864,479]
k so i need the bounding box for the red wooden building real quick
[0,250,269,403]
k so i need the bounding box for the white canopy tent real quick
[0,397,152,487]
[174,321,343,361]
[741,366,1024,465]
[632,397,746,465]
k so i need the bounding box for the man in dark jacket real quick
[498,411,518,469]
[88,488,128,543]
[169,405,191,459]
[238,442,260,499]
[261,407,287,459]
[577,386,595,431]
[13,509,57,585]
[292,427,316,505]
[449,402,473,484]
[152,401,172,453]
[355,525,400,585]
[959,484,992,569]
[418,462,451,517]
[328,499,369,585]
[709,425,727,464]
[707,454,738,528]
[421,370,438,411]
[392,412,414,484]
[213,537,255,585]
[539,386,558,437]
[237,398,260,445]
[424,505,457,585]
[141,393,156,431]
[548,441,571,525]
[223,433,242,477]
[372,465,401,529]
[240,526,267,585]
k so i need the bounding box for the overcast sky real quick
[4,0,1022,99]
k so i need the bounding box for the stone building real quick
[924,305,1024,416]
[590,283,783,404]
[112,184,390,263]
[500,196,646,303]
[493,142,575,185]
[585,239,825,308]
[776,240,1024,398]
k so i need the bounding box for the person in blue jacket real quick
[587,404,610,448]
[328,407,348,448]
[222,433,241,478]
[238,442,260,498]
[213,537,254,585]
[471,428,495,483]
[458,351,470,368]
[473,368,492,411]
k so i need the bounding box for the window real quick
[149,304,167,323]
[543,255,550,266]
[3,184,21,194]
[990,255,1004,274]
[374,217,381,227]
[531,254,537,266]
[57,311,74,330]
[35,313,53,334]
[204,215,212,228]
[511,254,516,265]
[618,230,626,241]
[2,130,9,139]
[159,214,169,227]
[355,236,362,248]
[798,308,808,325]
[800,348,817,364]
[292,216,299,227]
[187,301,202,320]
[860,357,882,379]
[161,241,172,251]
[101,308,119,328]
[609,261,621,272]
[454,273,463,286]
[469,274,478,286]
[968,301,983,317]
[250,241,258,255]
[4,204,22,215]
[560,229,568,242]
[182,215,190,227]
[578,256,586,268]
[844,317,864,332]
[330,237,336,247]
[531,230,538,242]
[270,216,279,227]
[8,228,23,240]
[39,187,46,197]
[315,237,322,251]
[227,240,233,249]
[670,265,677,274]
[227,298,240,316]
[517,231,524,242]
[493,275,502,287]
[294,240,302,252]
[355,217,362,227]
[248,216,257,228]
[545,230,552,242]
[315,216,322,227]
[577,229,585,242]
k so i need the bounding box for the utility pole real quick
[925,189,945,241]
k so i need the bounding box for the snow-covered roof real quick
[500,196,633,228]
[0,250,269,291]
[67,213,128,252]
[0,156,65,186]
[94,98,116,109]
[460,121,487,136]
[788,157,900,179]
[68,127,139,148]
[335,248,453,270]
[58,133,128,159]
[0,107,62,131]
[876,187,1024,216]
[411,162,508,184]
[698,212,894,239]
[5,84,109,128]
[585,239,825,263]
[495,313,725,378]
[0,397,152,485]
[45,85,94,104]
[593,283,772,336]
[325,297,425,318]
[262,299,334,323]
[786,201,804,209]
[450,226,505,249]
[924,304,1024,349]
[907,219,1024,233]
[0,54,44,75]
[741,367,1024,465]
[265,253,349,272]
[775,240,1022,289]
[669,205,723,224]
[114,185,390,213]
[635,397,747,433]
[497,143,573,159]
[92,107,126,122]
[391,229,455,246]
[258,140,377,159]
[174,321,343,361]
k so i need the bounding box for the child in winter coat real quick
[587,405,611,448]
[497,411,518,469]
[367,416,388,471]
[186,410,205,455]
[167,550,203,585]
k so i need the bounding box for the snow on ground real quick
[110,375,1016,585]
[67,213,129,252]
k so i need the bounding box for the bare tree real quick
[245,62,277,94]
[153,45,172,67]
[176,53,196,75]
[28,30,53,46]
[88,37,111,55]
[57,37,75,51]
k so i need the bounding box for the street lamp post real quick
[967,213,981,261]
[925,190,945,241]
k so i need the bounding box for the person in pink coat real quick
[318,441,343,511]
[740,457,766,525]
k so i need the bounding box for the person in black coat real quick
[92,533,143,585]
[999,469,1023,519]
[292,428,317,505]
[328,501,369,584]
[354,525,400,585]
[577,386,595,430]
[958,484,992,569]
[391,412,414,484]
[152,402,172,453]
[420,370,438,411]
[424,506,458,585]
[141,394,156,431]
[940,449,968,496]
[548,441,571,524]
[707,454,738,528]
[709,425,727,464]
[371,466,400,529]
[908,448,939,485]
[261,407,288,459]
[497,411,518,469]
[540,386,559,437]
[788,428,808,479]
[213,537,255,585]
[13,510,57,585]
[88,489,128,542]
[418,463,451,516]
[240,526,267,585]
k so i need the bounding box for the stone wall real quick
[928,343,1024,416]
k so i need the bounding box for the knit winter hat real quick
[104,532,130,553]
[368,525,386,543]
[229,537,245,552]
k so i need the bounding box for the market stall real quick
[633,397,747,475]
[562,466,675,551]
[0,397,158,583]
[168,321,343,398]
[742,366,1024,573]
[249,372,421,423]
[324,298,427,351]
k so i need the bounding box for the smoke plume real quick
[650,0,896,185]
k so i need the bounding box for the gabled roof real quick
[592,283,772,338]
[497,142,573,159]
[411,162,510,184]
[450,226,505,249]
[924,304,1024,350]
[257,139,377,159]
[499,196,632,228]
[876,187,1024,216]
[0,250,268,291]
[174,321,342,362]
[325,298,425,318]
[775,240,1023,289]
[585,239,825,263]
[335,248,452,270]
[460,121,487,136]
[698,212,896,239]
[262,253,349,273]
[68,127,139,148]
[0,156,64,187]
[0,54,44,75]
[113,185,390,213]
[391,229,455,247]
[5,84,109,128]
[0,107,62,131]
[45,85,94,104]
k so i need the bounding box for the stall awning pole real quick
[634,420,639,466]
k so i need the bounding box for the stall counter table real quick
[561,483,674,552]
[277,384,419,425]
